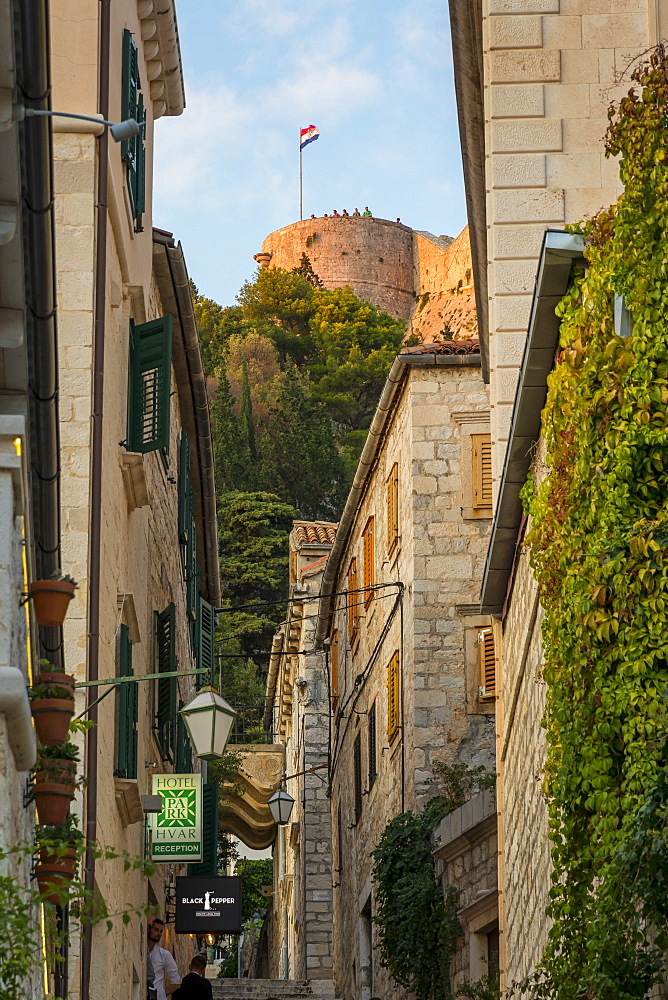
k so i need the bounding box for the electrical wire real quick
[214,581,401,615]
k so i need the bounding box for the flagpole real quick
[299,129,303,221]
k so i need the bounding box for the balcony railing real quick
[228,703,273,745]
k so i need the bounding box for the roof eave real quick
[480,230,586,617]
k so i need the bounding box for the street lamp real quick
[267,788,295,826]
[16,107,141,143]
[179,686,236,761]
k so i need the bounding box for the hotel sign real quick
[150,773,202,863]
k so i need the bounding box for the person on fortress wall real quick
[363,206,372,216]
[171,955,212,1000]
[353,207,360,216]
[342,208,349,216]
[332,209,340,216]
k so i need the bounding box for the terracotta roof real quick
[400,338,480,356]
[301,554,329,578]
[293,521,338,546]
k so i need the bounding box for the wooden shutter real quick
[478,627,496,700]
[188,781,219,877]
[386,651,400,741]
[116,624,138,779]
[368,702,377,788]
[330,630,339,710]
[121,29,146,232]
[353,734,362,819]
[337,803,343,875]
[472,433,493,508]
[176,706,192,773]
[386,463,399,552]
[156,603,177,758]
[134,93,146,232]
[127,317,173,453]
[196,596,215,689]
[121,29,138,155]
[347,558,358,641]
[363,517,375,608]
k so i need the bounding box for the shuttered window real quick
[195,596,215,689]
[330,629,339,710]
[472,433,493,508]
[188,781,219,877]
[353,734,363,819]
[156,603,177,759]
[115,624,138,780]
[121,28,146,232]
[386,650,400,742]
[347,558,359,642]
[478,627,496,701]
[363,517,375,608]
[386,462,399,553]
[127,317,173,453]
[368,702,377,789]
[176,705,193,773]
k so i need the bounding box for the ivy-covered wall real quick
[515,48,668,1000]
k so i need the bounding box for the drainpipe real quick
[81,0,110,996]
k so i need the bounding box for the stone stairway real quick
[211,979,337,1000]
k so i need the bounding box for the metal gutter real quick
[18,0,64,668]
[152,232,220,607]
[480,230,586,617]
[313,350,482,650]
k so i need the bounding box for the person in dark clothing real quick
[171,956,212,1000]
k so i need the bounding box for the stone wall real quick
[258,218,477,343]
[327,359,495,1000]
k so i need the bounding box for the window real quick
[353,734,363,819]
[471,433,493,509]
[368,702,377,789]
[178,431,193,556]
[115,624,138,779]
[347,558,359,642]
[386,462,399,553]
[195,595,216,689]
[478,627,496,700]
[362,517,375,608]
[188,781,219,876]
[330,629,339,710]
[127,317,173,454]
[386,650,400,741]
[155,603,177,759]
[121,29,146,232]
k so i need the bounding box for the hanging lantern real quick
[267,787,295,826]
[179,686,236,761]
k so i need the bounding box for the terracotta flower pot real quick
[34,672,75,697]
[35,847,78,905]
[34,763,76,826]
[30,580,76,627]
[31,699,74,745]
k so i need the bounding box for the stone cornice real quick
[137,0,185,119]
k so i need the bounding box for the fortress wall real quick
[411,228,478,342]
[259,217,416,320]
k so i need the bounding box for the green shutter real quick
[121,28,145,232]
[178,432,192,547]
[134,93,146,232]
[156,603,177,759]
[121,29,138,158]
[116,624,138,779]
[188,781,219,877]
[127,316,173,454]
[196,596,215,689]
[176,704,192,773]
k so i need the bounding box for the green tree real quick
[259,362,346,519]
[237,267,317,365]
[210,360,259,492]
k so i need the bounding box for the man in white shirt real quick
[147,918,182,1000]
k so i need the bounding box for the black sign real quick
[175,876,243,934]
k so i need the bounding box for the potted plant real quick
[35,814,84,904]
[33,658,75,698]
[33,741,80,826]
[30,572,78,627]
[30,662,75,745]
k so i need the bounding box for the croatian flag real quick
[300,125,320,150]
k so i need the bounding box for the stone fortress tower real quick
[255,216,477,342]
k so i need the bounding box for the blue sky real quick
[153,0,466,307]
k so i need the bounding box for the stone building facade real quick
[49,2,221,997]
[264,521,337,984]
[448,0,661,987]
[255,218,476,343]
[313,343,496,1000]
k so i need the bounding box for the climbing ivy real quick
[517,46,668,999]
